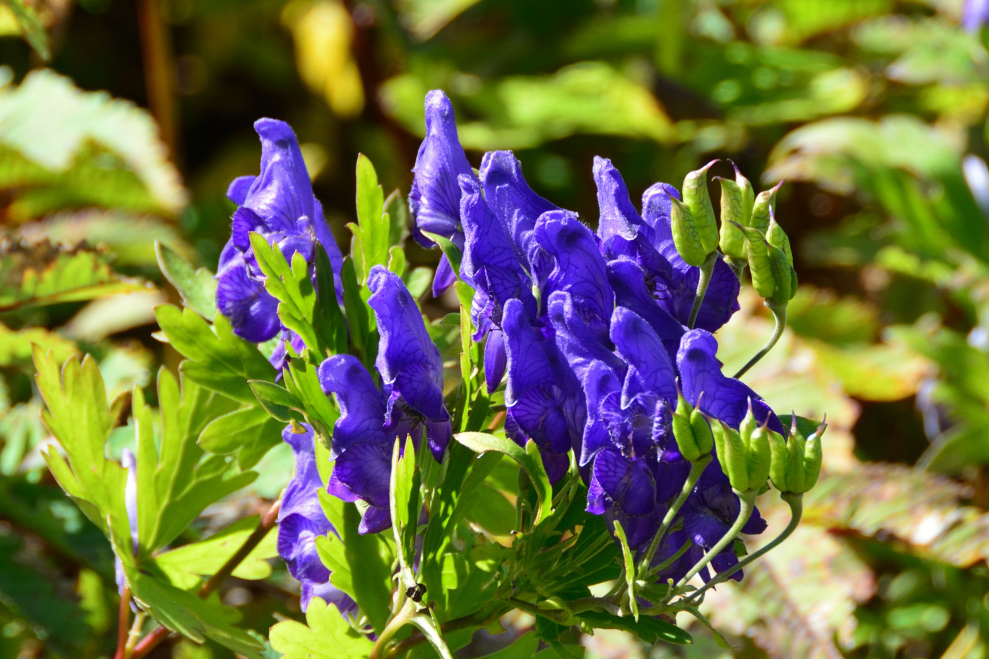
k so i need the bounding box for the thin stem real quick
[113,586,131,659]
[734,301,787,379]
[726,257,747,281]
[129,498,283,659]
[687,252,718,329]
[371,600,417,659]
[136,0,177,156]
[671,489,757,598]
[638,457,710,577]
[125,612,146,655]
[686,492,803,604]
[199,499,281,598]
[383,609,504,659]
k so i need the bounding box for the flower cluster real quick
[215,119,343,370]
[218,95,791,608]
[409,91,783,583]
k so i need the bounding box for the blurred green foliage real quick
[2,0,989,657]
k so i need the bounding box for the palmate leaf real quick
[155,305,276,405]
[0,239,151,312]
[269,597,374,659]
[703,509,875,659]
[0,320,77,367]
[35,348,266,655]
[0,68,187,219]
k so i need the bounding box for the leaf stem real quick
[687,252,718,329]
[733,301,786,379]
[128,498,282,659]
[686,492,803,604]
[669,488,757,600]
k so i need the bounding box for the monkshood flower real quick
[479,150,560,258]
[216,118,343,366]
[318,266,451,533]
[277,424,356,614]
[460,175,537,391]
[502,298,585,483]
[408,90,476,296]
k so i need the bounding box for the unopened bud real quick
[767,243,797,304]
[750,180,783,233]
[718,164,754,262]
[681,161,720,257]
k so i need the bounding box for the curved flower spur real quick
[199,90,824,656]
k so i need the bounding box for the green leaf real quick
[0,0,49,59]
[120,553,265,657]
[249,232,322,355]
[0,69,187,218]
[153,516,277,589]
[351,154,390,283]
[269,597,373,659]
[282,357,340,440]
[391,434,420,575]
[611,520,638,621]
[249,380,305,423]
[0,240,150,312]
[156,241,218,319]
[340,256,376,368]
[318,493,394,633]
[198,405,284,469]
[155,305,276,404]
[453,433,553,523]
[577,611,692,645]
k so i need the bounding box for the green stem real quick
[686,492,803,604]
[733,301,787,379]
[372,600,418,659]
[687,252,718,329]
[638,457,710,577]
[726,257,747,281]
[670,489,757,599]
[383,609,503,659]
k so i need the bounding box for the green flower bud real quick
[711,421,749,492]
[682,160,720,256]
[672,391,714,463]
[750,180,783,233]
[768,417,826,494]
[765,208,792,266]
[717,164,754,262]
[668,194,707,267]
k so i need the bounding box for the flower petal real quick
[480,150,559,255]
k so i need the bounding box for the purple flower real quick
[531,213,615,344]
[277,424,356,613]
[676,330,783,434]
[460,175,537,390]
[367,266,452,461]
[502,298,585,483]
[964,0,989,31]
[408,90,476,296]
[318,355,394,535]
[216,118,343,349]
[479,150,560,256]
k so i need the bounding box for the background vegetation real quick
[2,0,989,657]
